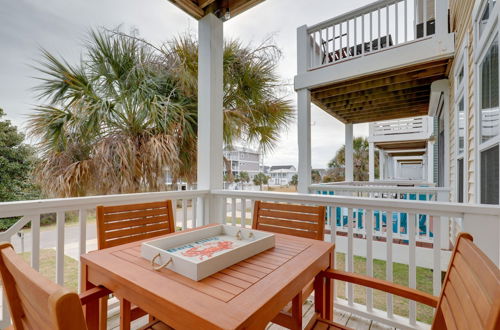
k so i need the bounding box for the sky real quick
[0,0,372,169]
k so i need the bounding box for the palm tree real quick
[253,173,269,191]
[29,29,293,197]
[323,137,379,182]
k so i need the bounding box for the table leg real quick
[81,262,99,330]
[291,292,303,330]
[313,273,324,318]
[120,298,131,330]
[325,250,334,321]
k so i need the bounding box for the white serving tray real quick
[141,225,275,281]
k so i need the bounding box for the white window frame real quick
[474,0,500,204]
[454,39,468,202]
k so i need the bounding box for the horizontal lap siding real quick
[449,0,476,203]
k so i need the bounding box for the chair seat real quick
[138,319,174,330]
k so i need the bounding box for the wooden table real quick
[81,225,334,330]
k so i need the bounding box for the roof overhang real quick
[167,0,265,20]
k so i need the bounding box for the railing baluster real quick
[241,198,247,228]
[339,23,343,59]
[172,199,178,229]
[30,215,40,272]
[56,211,65,286]
[433,215,442,296]
[404,0,408,42]
[366,209,374,312]
[230,198,236,226]
[408,212,417,325]
[386,4,389,47]
[395,1,399,44]
[386,210,393,319]
[378,7,381,50]
[347,207,354,306]
[362,14,365,55]
[182,199,188,230]
[423,0,427,37]
[192,198,197,228]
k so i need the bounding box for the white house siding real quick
[449,0,476,203]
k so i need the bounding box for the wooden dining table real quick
[80,224,334,330]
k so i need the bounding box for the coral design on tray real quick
[181,241,234,260]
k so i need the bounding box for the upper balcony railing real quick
[369,116,433,142]
[305,0,445,71]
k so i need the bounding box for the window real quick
[437,98,445,187]
[480,36,500,143]
[458,98,466,154]
[480,145,499,204]
[479,0,497,38]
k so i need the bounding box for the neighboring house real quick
[294,0,500,205]
[223,146,261,180]
[269,165,297,185]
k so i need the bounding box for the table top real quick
[81,224,333,329]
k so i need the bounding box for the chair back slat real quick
[0,243,87,330]
[97,200,175,249]
[432,233,500,330]
[252,201,325,240]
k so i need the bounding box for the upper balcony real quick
[369,115,433,144]
[294,0,455,124]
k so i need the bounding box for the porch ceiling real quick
[167,0,264,20]
[310,59,451,124]
[375,140,427,153]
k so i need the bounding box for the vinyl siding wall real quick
[449,0,477,203]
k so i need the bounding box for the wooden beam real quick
[315,80,432,104]
[312,66,446,100]
[229,0,265,17]
[346,108,429,124]
[168,0,204,19]
[340,104,429,120]
[311,59,448,97]
[198,0,216,8]
[336,98,430,115]
[324,90,430,109]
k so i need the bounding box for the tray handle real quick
[152,253,173,271]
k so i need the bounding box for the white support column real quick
[197,14,224,224]
[297,89,312,193]
[379,150,385,180]
[345,124,354,182]
[297,25,312,194]
[369,142,375,182]
[427,141,434,183]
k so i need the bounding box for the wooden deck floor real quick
[107,298,395,330]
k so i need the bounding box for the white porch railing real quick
[1,189,499,329]
[306,0,441,70]
[370,116,431,138]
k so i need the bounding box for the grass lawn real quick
[335,253,434,324]
[21,249,79,292]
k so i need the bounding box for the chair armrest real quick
[79,286,112,306]
[323,270,438,307]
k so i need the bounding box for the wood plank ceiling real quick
[167,0,265,20]
[375,140,428,156]
[311,59,451,124]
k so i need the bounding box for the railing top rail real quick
[211,189,500,217]
[309,184,449,193]
[307,0,404,33]
[314,180,436,187]
[0,189,209,218]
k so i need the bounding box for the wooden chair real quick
[0,242,111,330]
[252,201,326,325]
[308,233,500,330]
[96,200,176,330]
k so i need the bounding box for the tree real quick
[0,108,40,230]
[239,171,250,184]
[311,169,322,183]
[289,174,298,186]
[253,173,269,190]
[323,137,379,182]
[29,29,293,197]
